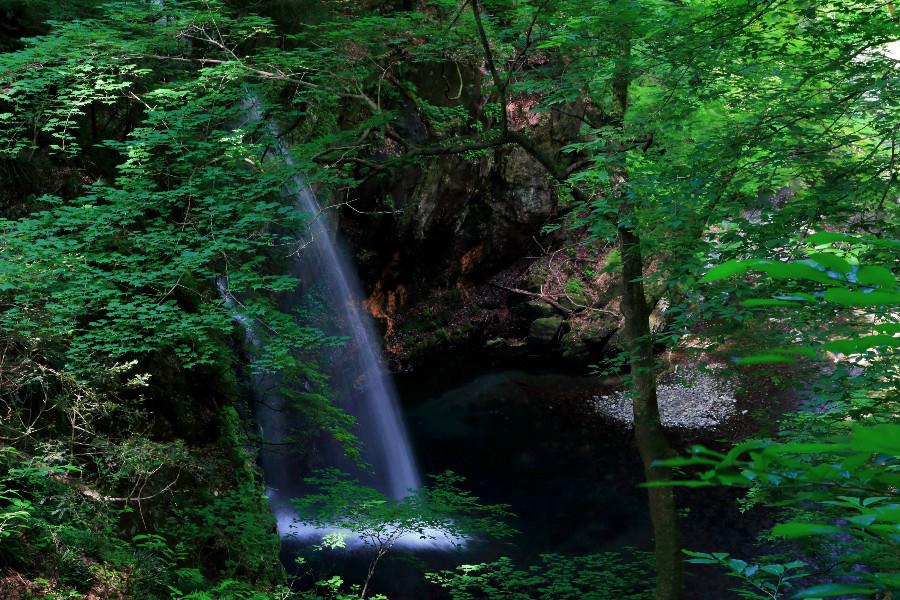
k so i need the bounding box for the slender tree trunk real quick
[360,546,386,599]
[617,211,683,600]
[609,28,682,598]
[470,3,683,593]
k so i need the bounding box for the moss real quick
[219,405,255,484]
[564,278,586,295]
[525,265,549,291]
[527,317,568,348]
[602,249,621,273]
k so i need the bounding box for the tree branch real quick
[471,0,508,136]
[488,282,572,316]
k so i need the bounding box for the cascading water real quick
[283,167,422,503]
[220,96,422,541]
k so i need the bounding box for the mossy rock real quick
[582,321,618,347]
[560,331,589,363]
[560,322,618,363]
[524,299,557,319]
[559,290,591,312]
[527,317,568,348]
[524,266,548,291]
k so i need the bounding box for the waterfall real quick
[281,158,421,502]
[221,96,421,531]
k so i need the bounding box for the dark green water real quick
[283,358,771,598]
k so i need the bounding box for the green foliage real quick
[0,407,282,598]
[660,234,900,597]
[0,3,359,593]
[563,278,586,295]
[288,573,388,600]
[0,0,349,389]
[427,550,654,599]
[682,551,809,600]
[162,482,280,581]
[0,448,35,541]
[659,427,900,546]
[292,469,515,550]
[290,470,515,598]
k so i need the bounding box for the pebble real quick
[589,369,737,430]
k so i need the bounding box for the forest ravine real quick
[0,1,897,599]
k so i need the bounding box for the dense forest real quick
[0,0,897,598]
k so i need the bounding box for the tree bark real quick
[617,208,683,600]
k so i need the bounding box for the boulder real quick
[560,321,618,363]
[560,330,589,363]
[527,317,567,348]
[523,299,557,320]
[559,290,591,312]
[524,266,549,292]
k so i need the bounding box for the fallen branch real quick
[487,282,572,316]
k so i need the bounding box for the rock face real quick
[345,201,632,367]
[341,83,584,317]
[494,147,557,230]
[340,130,573,365]
[334,84,619,366]
[395,145,557,282]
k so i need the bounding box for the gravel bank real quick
[589,368,738,430]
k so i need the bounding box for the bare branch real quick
[471,0,508,135]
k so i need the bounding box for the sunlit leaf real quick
[850,424,900,453]
[855,266,896,289]
[807,253,851,274]
[742,299,803,307]
[823,335,900,355]
[772,522,842,538]
[756,262,834,284]
[735,354,796,364]
[701,260,752,282]
[795,583,878,597]
[823,288,900,306]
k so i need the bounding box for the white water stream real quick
[220,96,422,540]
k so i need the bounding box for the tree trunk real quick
[470,3,683,592]
[618,215,683,600]
[609,28,682,597]
[360,546,386,598]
